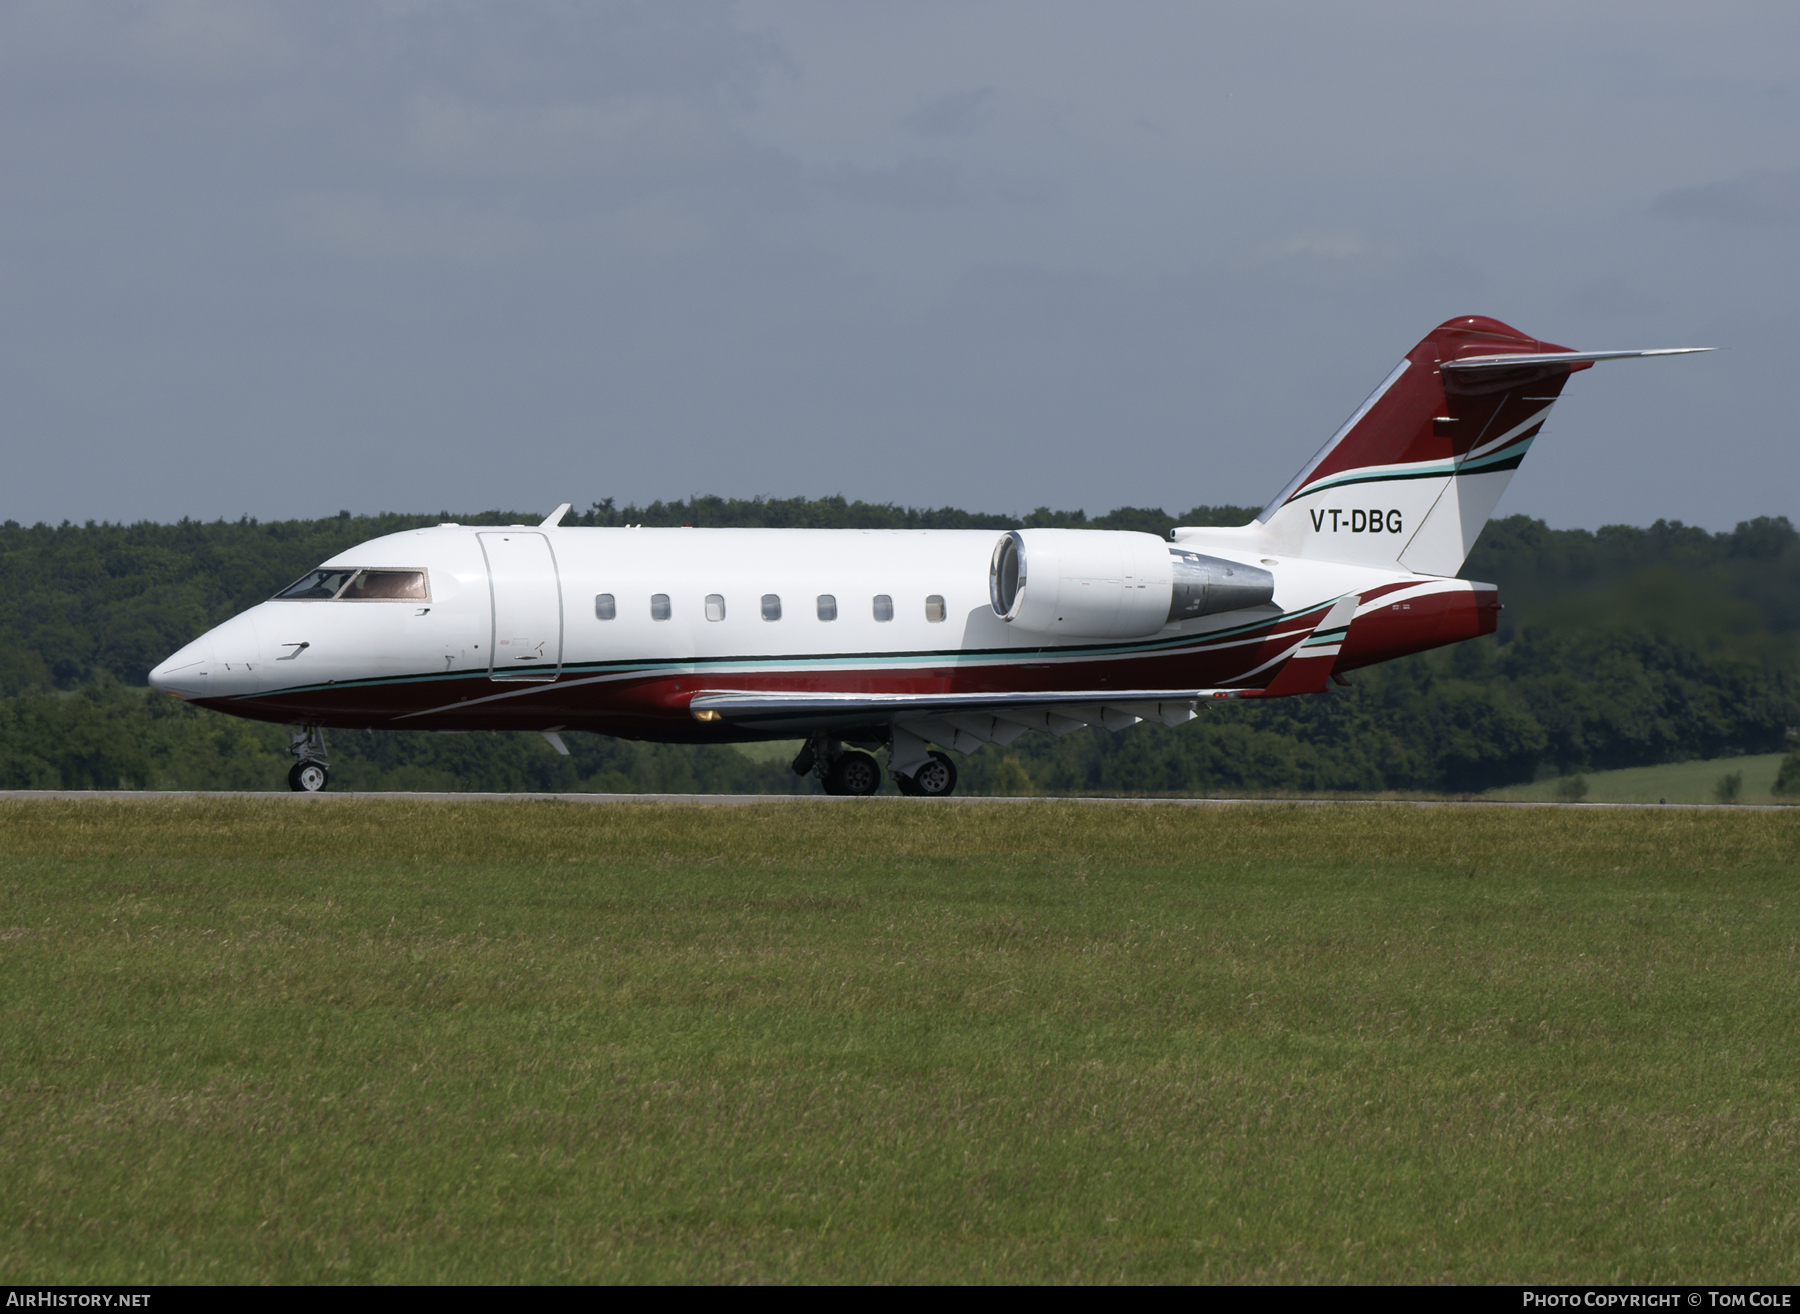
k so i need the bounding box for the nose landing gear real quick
[288,760,330,793]
[287,725,331,793]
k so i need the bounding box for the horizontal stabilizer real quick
[1442,347,1713,372]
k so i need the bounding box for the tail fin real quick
[1253,316,1709,576]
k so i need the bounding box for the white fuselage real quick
[148,523,1452,714]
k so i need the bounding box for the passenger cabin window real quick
[873,594,894,622]
[341,570,428,601]
[275,568,359,600]
[595,594,616,620]
[706,594,726,622]
[651,594,671,621]
[816,594,837,621]
[761,594,782,621]
[925,595,947,622]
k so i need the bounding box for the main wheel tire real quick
[826,750,882,797]
[288,761,330,793]
[906,750,957,798]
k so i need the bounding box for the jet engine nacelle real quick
[988,529,1274,638]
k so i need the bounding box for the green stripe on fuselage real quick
[226,598,1343,703]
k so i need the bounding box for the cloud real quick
[995,175,1060,207]
[1237,230,1379,264]
[1562,277,1668,319]
[0,1,806,276]
[287,191,709,264]
[0,0,302,88]
[900,88,996,139]
[1229,230,1485,301]
[290,191,532,263]
[817,157,964,208]
[400,93,800,205]
[1650,167,1800,226]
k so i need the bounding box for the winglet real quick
[1247,596,1358,697]
[539,502,572,528]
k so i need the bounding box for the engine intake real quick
[990,530,1273,638]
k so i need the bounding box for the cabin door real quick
[477,531,563,681]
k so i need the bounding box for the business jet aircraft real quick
[149,316,1706,794]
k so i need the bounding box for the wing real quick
[688,596,1361,754]
[690,685,1237,746]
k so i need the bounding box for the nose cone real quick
[149,635,216,700]
[148,610,267,701]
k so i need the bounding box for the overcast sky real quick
[2,1,1795,530]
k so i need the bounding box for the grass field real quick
[2,799,1796,1284]
[1484,753,1792,806]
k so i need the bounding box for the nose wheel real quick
[286,725,331,792]
[288,761,330,793]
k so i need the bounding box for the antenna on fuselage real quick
[539,503,572,528]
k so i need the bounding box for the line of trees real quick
[0,502,1794,794]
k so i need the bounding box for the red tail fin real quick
[1256,316,1581,574]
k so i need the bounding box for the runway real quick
[0,791,1788,811]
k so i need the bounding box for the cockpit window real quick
[341,570,429,601]
[273,568,429,601]
[274,569,359,600]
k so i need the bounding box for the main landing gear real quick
[894,750,957,798]
[887,724,958,797]
[790,734,960,797]
[287,725,331,793]
[826,750,882,796]
[792,737,882,795]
